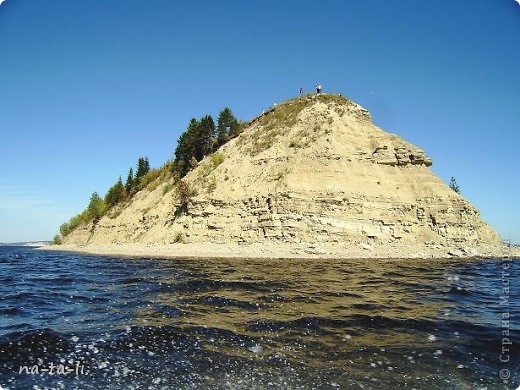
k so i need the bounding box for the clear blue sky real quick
[0,0,519,243]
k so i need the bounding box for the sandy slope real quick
[58,94,505,259]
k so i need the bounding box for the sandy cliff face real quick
[63,94,500,250]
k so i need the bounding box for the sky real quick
[0,0,519,243]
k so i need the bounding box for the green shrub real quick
[139,169,159,189]
[163,182,175,195]
[449,177,460,194]
[198,152,225,181]
[173,231,185,243]
[198,163,213,179]
[210,152,225,167]
[60,210,88,237]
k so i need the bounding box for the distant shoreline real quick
[1,241,51,247]
[39,242,520,261]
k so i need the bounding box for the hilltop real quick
[54,94,512,259]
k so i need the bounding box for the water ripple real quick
[0,246,518,389]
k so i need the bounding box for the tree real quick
[175,118,199,176]
[174,115,215,176]
[86,192,107,222]
[216,107,238,148]
[135,157,151,185]
[174,110,240,176]
[105,177,125,207]
[449,177,460,194]
[125,168,134,193]
[197,115,215,159]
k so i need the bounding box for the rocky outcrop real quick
[372,145,432,167]
[63,94,501,251]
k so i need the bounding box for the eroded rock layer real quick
[64,94,500,249]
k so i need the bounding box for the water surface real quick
[0,246,518,389]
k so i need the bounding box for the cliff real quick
[61,94,502,258]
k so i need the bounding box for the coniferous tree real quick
[174,111,238,176]
[105,177,125,207]
[196,115,215,159]
[175,118,199,175]
[175,117,214,176]
[125,168,134,193]
[135,157,151,185]
[216,108,238,147]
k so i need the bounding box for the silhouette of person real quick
[299,87,303,96]
[316,83,322,94]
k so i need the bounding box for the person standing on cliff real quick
[316,83,322,94]
[299,87,303,96]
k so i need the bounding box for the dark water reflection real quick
[0,247,518,389]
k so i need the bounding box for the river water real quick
[0,246,518,389]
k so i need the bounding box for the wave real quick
[161,278,287,294]
[188,295,263,310]
[448,286,475,296]
[0,328,72,360]
[0,306,25,315]
[3,292,35,301]
[24,276,79,284]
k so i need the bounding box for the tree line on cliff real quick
[56,107,242,242]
